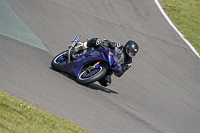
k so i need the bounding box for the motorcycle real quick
[51,36,123,85]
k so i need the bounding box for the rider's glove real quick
[114,63,132,77]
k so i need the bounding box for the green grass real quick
[0,90,90,133]
[159,0,200,54]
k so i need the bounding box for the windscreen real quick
[114,47,124,64]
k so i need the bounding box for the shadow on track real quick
[50,68,118,94]
[85,84,118,94]
[62,71,118,94]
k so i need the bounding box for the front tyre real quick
[77,66,107,85]
[51,50,68,72]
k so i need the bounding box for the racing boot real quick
[98,75,111,87]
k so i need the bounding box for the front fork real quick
[86,61,101,73]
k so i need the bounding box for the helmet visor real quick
[128,49,135,56]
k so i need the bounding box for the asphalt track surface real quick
[0,0,200,133]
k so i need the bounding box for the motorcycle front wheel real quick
[77,64,107,85]
[51,50,68,72]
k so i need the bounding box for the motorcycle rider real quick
[66,38,139,87]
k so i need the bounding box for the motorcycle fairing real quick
[104,49,122,74]
[61,47,122,77]
[61,50,108,78]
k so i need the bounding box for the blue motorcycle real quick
[51,36,123,85]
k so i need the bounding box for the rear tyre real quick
[51,50,68,72]
[77,65,107,85]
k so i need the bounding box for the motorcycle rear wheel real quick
[77,64,107,85]
[51,50,68,72]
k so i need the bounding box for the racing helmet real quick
[124,40,139,58]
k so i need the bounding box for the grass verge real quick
[0,90,90,133]
[159,0,200,54]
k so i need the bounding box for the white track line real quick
[154,0,200,58]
